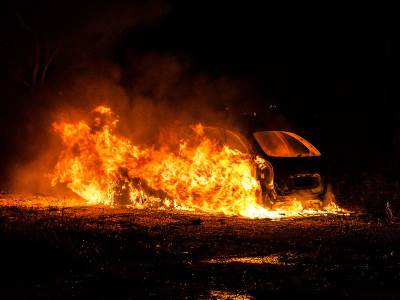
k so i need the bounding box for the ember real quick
[51,105,347,219]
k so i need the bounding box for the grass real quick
[1,202,400,299]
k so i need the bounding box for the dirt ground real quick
[1,194,400,299]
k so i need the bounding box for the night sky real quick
[0,1,398,184]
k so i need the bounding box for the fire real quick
[51,105,346,219]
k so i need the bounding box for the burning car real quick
[200,126,327,207]
[51,106,341,218]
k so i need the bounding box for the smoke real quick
[115,52,264,144]
[2,0,167,190]
[3,0,287,194]
[8,56,263,194]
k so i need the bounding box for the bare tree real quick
[16,13,58,92]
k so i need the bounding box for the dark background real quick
[2,4,400,299]
[0,1,398,189]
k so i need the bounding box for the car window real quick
[253,131,321,157]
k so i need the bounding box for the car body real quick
[201,126,327,207]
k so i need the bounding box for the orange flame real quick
[51,106,347,219]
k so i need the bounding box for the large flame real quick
[51,106,346,219]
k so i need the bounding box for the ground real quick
[1,194,400,299]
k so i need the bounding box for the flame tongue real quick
[51,105,347,219]
[51,106,271,217]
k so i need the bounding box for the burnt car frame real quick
[201,126,327,207]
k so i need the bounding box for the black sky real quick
[122,2,397,163]
[0,1,398,181]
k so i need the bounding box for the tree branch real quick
[40,48,57,84]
